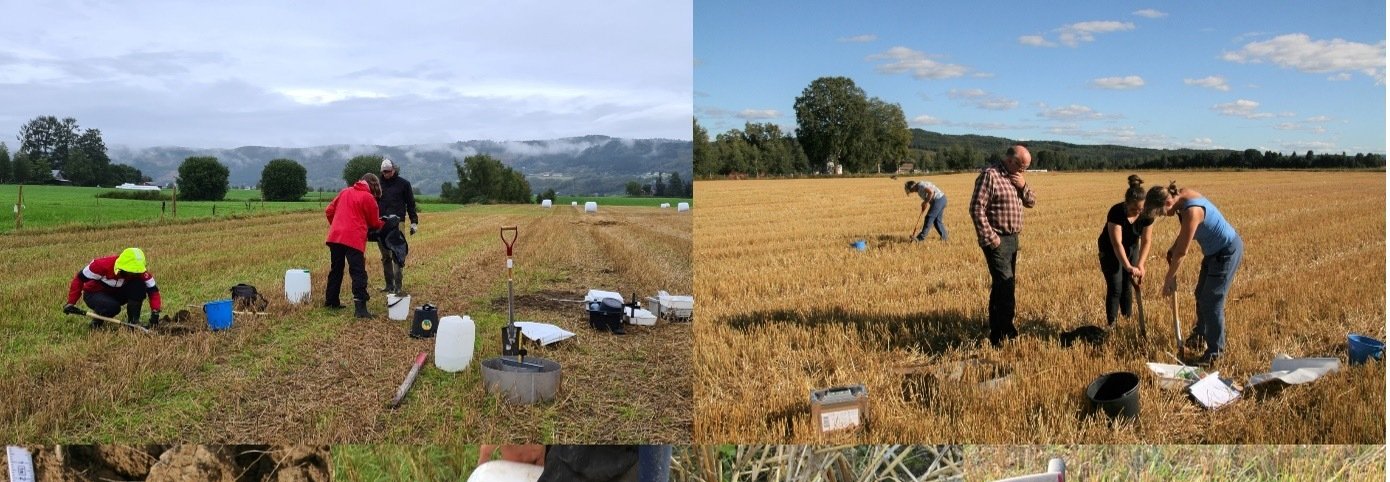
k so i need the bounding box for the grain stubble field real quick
[694,171,1385,444]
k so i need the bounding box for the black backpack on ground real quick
[231,283,269,312]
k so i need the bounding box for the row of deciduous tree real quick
[1,116,145,186]
[438,154,532,204]
[624,171,692,197]
[694,77,1386,177]
[694,76,911,177]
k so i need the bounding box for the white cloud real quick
[947,88,1018,110]
[838,34,877,43]
[1058,21,1136,47]
[736,109,781,120]
[1212,99,1276,119]
[1279,140,1338,151]
[0,0,694,146]
[1183,76,1230,91]
[1328,72,1353,81]
[912,115,945,125]
[949,88,987,98]
[276,88,389,105]
[1223,33,1386,84]
[1091,75,1145,89]
[1133,9,1167,19]
[1038,103,1113,120]
[1191,137,1214,146]
[1046,124,1178,148]
[1018,35,1055,47]
[1021,20,1135,48]
[868,46,975,79]
[1274,118,1329,134]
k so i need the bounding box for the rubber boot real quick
[354,299,373,319]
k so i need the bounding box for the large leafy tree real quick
[693,117,716,176]
[259,158,308,201]
[11,152,31,183]
[794,76,870,173]
[0,142,10,183]
[446,154,531,204]
[342,155,383,186]
[866,98,911,173]
[176,156,230,201]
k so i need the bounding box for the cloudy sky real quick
[0,0,692,148]
[696,1,1385,154]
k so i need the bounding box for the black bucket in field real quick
[1085,371,1140,421]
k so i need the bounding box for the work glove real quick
[148,310,161,327]
[127,313,140,326]
[410,223,418,235]
[63,303,81,316]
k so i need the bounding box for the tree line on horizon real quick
[0,116,145,186]
[693,77,1385,177]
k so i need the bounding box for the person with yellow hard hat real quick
[64,248,163,329]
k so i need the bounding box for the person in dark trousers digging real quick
[376,158,418,294]
[64,247,162,329]
[1098,174,1154,326]
[969,144,1036,347]
[325,173,387,318]
[905,179,948,242]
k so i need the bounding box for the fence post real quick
[172,186,178,219]
[14,184,23,231]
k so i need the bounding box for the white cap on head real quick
[381,158,396,171]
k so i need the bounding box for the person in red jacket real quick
[325,173,387,318]
[64,247,162,329]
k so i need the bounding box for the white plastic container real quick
[660,203,670,208]
[584,201,598,213]
[284,269,311,304]
[677,202,690,212]
[658,291,694,318]
[386,294,411,321]
[628,307,657,326]
[434,315,477,372]
[571,201,578,206]
[541,199,552,208]
[585,289,624,302]
[468,460,543,482]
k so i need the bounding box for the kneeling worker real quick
[64,247,162,329]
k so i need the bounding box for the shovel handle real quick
[71,310,151,334]
[1170,294,1183,358]
[500,226,518,256]
[1131,277,1147,339]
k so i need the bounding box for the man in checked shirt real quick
[970,144,1036,347]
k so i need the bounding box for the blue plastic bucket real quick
[1348,334,1384,365]
[850,240,867,251]
[203,299,234,331]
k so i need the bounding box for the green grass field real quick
[0,185,461,234]
[333,445,481,481]
[555,195,691,208]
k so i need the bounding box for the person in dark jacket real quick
[376,158,418,293]
[325,174,387,318]
[64,247,162,329]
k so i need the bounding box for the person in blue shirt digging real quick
[905,180,947,242]
[1143,180,1243,366]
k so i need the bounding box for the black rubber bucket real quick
[1085,371,1140,421]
